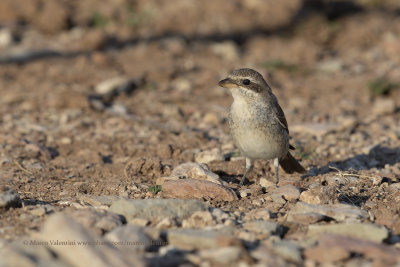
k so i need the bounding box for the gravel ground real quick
[1,0,400,266]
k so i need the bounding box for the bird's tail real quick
[279,152,306,174]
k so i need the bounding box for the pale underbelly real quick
[232,128,288,160]
[229,98,289,160]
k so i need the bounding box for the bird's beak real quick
[218,78,236,88]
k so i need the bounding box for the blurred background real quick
[1,0,399,113]
[0,0,400,254]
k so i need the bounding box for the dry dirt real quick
[1,0,400,266]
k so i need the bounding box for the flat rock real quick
[155,176,180,185]
[167,228,241,250]
[299,189,322,204]
[182,210,216,228]
[78,194,123,207]
[243,220,282,237]
[69,209,125,235]
[28,205,55,217]
[244,208,271,221]
[259,177,275,188]
[287,212,327,224]
[266,240,302,264]
[305,233,400,264]
[0,241,70,267]
[287,202,369,222]
[109,198,208,222]
[170,162,223,185]
[162,179,238,202]
[39,213,144,267]
[197,246,245,265]
[305,244,350,264]
[307,223,389,243]
[29,207,47,217]
[154,217,176,229]
[251,245,288,266]
[105,225,152,252]
[0,187,21,209]
[270,185,300,202]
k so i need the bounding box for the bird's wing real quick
[275,105,295,150]
[274,103,289,134]
[270,94,295,149]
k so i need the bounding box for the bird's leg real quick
[240,157,253,186]
[274,158,279,185]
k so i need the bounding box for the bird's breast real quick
[229,98,288,160]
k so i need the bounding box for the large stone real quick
[69,209,125,235]
[307,223,389,243]
[243,220,282,237]
[170,162,224,184]
[375,210,400,235]
[287,212,327,224]
[305,245,350,263]
[39,213,144,267]
[167,229,241,250]
[182,210,216,228]
[0,187,21,209]
[266,240,302,264]
[197,246,245,265]
[270,185,300,202]
[299,189,322,204]
[162,179,238,202]
[0,240,70,267]
[105,225,153,252]
[28,204,55,217]
[79,194,124,207]
[287,202,369,222]
[251,245,288,266]
[259,177,275,188]
[244,208,271,221]
[109,199,207,222]
[306,234,400,264]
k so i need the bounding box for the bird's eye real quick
[242,79,250,85]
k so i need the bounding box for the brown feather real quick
[279,152,306,174]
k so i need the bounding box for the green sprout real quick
[89,12,108,28]
[368,79,397,96]
[148,185,162,194]
[230,151,241,158]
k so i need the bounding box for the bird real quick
[218,68,306,186]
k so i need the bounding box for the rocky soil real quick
[1,0,400,266]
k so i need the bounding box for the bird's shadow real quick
[304,145,400,178]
